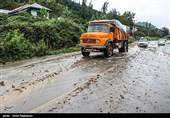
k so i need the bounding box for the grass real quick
[144,36,159,41]
[48,45,80,55]
[0,46,81,64]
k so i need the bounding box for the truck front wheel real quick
[81,48,90,57]
[104,43,113,57]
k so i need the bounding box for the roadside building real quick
[0,3,52,19]
[0,9,10,14]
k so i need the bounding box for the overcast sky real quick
[75,0,170,29]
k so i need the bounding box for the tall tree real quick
[81,0,87,19]
[101,1,109,14]
[88,0,93,19]
[161,27,169,36]
[107,8,119,20]
[145,22,152,36]
[121,11,135,30]
[89,0,93,9]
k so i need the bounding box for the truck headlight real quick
[96,40,100,44]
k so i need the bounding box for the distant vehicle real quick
[158,39,166,46]
[138,37,148,48]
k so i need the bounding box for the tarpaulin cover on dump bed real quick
[90,19,129,33]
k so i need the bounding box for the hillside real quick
[136,22,156,29]
[135,21,169,38]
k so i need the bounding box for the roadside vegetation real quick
[134,22,169,40]
[128,36,136,44]
[0,0,169,63]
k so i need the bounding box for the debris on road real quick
[0,81,5,86]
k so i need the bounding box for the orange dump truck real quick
[80,20,129,57]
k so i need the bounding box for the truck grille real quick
[83,39,96,43]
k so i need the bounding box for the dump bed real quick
[89,19,129,41]
[90,19,127,33]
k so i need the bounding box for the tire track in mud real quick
[46,59,130,113]
[0,54,102,112]
[0,72,60,109]
[0,53,82,110]
[0,52,81,95]
[29,45,139,113]
[39,43,170,113]
[0,43,139,112]
[29,76,98,113]
[0,52,81,69]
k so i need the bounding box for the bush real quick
[22,17,84,49]
[145,36,159,41]
[1,30,34,61]
[0,15,84,49]
[163,35,170,40]
[134,31,145,39]
[0,15,84,63]
[0,30,49,62]
[128,36,136,44]
[33,40,49,57]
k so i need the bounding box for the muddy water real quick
[0,41,170,113]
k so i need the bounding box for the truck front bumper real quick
[80,45,106,52]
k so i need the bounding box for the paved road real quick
[0,41,170,113]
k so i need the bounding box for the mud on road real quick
[0,41,170,113]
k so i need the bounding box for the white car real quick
[138,37,148,48]
[158,39,166,46]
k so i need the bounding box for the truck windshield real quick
[87,24,109,33]
[139,38,147,42]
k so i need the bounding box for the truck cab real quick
[80,20,129,57]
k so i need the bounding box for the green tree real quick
[81,0,87,19]
[1,30,35,61]
[161,27,169,37]
[40,8,48,18]
[121,11,135,30]
[88,0,93,19]
[101,1,109,14]
[107,8,119,20]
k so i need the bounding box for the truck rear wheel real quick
[104,43,113,57]
[118,40,128,53]
[125,40,128,52]
[118,48,124,53]
[81,48,90,57]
